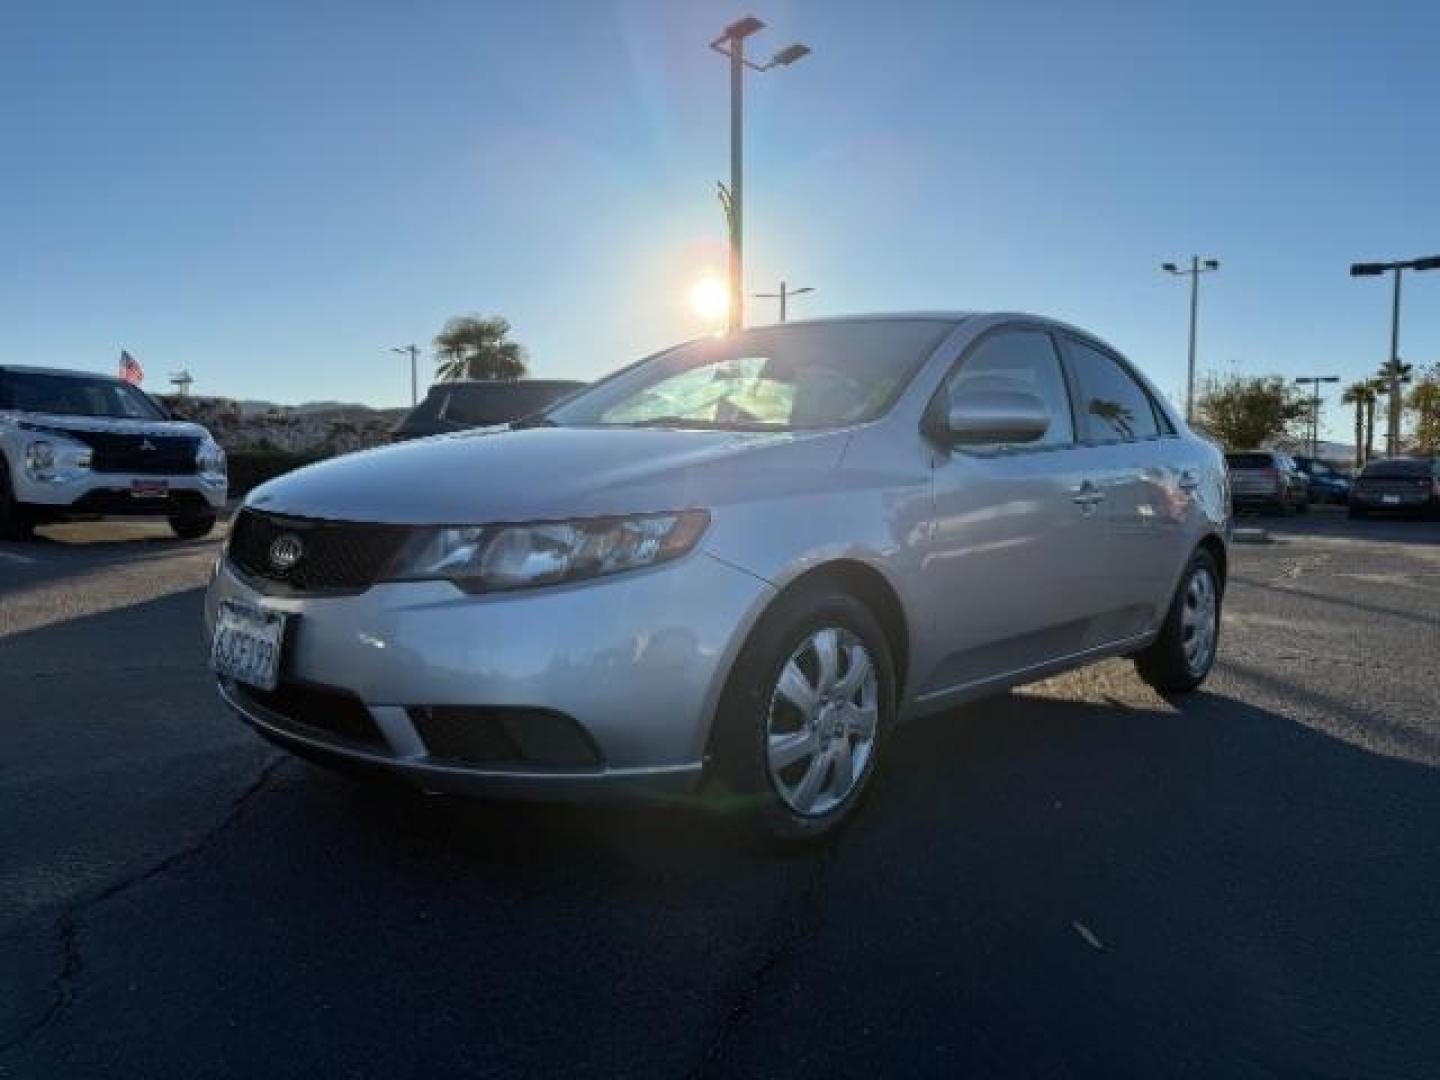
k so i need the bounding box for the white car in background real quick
[0,365,227,540]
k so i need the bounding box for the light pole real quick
[1349,255,1440,456]
[1293,375,1339,459]
[753,281,814,323]
[1162,256,1221,424]
[710,17,810,333]
[391,345,420,407]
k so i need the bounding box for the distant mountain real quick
[233,399,405,418]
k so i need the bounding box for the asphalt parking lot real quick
[2,510,1438,1079]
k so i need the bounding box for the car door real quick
[920,325,1109,698]
[1060,335,1183,640]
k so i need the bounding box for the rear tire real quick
[707,584,896,844]
[1135,549,1222,695]
[169,512,217,540]
[0,462,36,541]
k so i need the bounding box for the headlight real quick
[196,439,227,480]
[21,435,89,481]
[387,510,710,593]
[25,440,56,472]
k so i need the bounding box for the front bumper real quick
[205,552,775,797]
[15,467,226,515]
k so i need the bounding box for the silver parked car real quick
[206,314,1230,840]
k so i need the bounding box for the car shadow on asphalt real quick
[5,591,1439,1076]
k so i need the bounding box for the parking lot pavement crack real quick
[685,846,836,1079]
[0,754,286,1057]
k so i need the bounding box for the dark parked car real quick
[1225,451,1310,514]
[1293,455,1351,505]
[392,379,586,441]
[1349,457,1440,519]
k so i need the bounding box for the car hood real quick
[246,425,854,524]
[2,411,213,441]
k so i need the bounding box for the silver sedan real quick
[206,313,1230,840]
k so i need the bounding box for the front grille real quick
[233,679,386,749]
[61,430,199,475]
[228,509,410,594]
[408,707,603,769]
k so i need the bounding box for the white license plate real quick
[211,601,288,691]
[131,479,169,499]
[1383,495,1401,505]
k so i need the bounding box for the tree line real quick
[1196,361,1440,461]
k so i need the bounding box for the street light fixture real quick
[391,345,420,407]
[1293,375,1340,459]
[1162,256,1221,424]
[1348,254,1440,456]
[753,280,814,323]
[710,16,811,333]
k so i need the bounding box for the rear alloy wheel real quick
[1135,549,1222,694]
[710,586,895,843]
[0,462,36,541]
[169,512,218,540]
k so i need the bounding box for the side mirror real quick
[944,386,1052,446]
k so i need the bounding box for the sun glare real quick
[690,276,730,323]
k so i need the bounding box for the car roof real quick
[0,364,126,383]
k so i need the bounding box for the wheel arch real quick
[1196,532,1228,590]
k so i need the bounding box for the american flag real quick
[119,350,144,385]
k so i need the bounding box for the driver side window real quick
[947,329,1075,449]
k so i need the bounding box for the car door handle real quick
[1072,482,1106,507]
[1178,471,1201,492]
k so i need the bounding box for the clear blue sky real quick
[4,0,1437,439]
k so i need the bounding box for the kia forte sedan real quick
[206,314,1230,840]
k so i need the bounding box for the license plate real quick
[1383,495,1401,505]
[211,601,288,691]
[131,480,169,499]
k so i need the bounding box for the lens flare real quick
[690,276,730,323]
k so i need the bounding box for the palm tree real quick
[1375,361,1414,455]
[1341,381,1373,467]
[1364,376,1388,463]
[433,315,529,382]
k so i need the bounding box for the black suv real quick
[391,380,585,441]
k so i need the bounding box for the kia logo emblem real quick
[268,534,304,573]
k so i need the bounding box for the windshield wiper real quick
[615,416,784,431]
[510,414,557,430]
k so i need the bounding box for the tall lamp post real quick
[1162,256,1221,424]
[1294,375,1340,459]
[710,17,810,333]
[391,344,420,407]
[753,280,814,323]
[1349,255,1440,456]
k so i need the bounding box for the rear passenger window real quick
[950,330,1074,449]
[1066,339,1160,442]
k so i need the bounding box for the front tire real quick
[169,512,217,540]
[0,462,36,541]
[708,585,896,844]
[1135,549,1222,694]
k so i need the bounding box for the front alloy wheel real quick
[765,628,880,817]
[710,585,895,843]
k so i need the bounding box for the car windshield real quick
[0,371,166,420]
[543,320,954,431]
[1226,453,1274,469]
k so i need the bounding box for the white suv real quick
[0,365,227,540]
